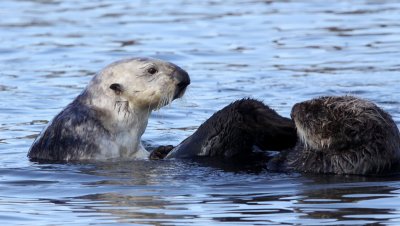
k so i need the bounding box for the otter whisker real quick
[167,90,173,105]
[147,94,156,115]
[157,95,164,110]
[168,91,174,106]
[158,97,164,110]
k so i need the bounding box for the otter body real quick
[28,57,190,161]
[155,96,400,176]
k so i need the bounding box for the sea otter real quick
[285,96,400,175]
[28,57,190,161]
[153,96,400,175]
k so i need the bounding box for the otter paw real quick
[150,145,174,160]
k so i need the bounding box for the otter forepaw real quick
[150,145,174,160]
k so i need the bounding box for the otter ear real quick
[110,83,123,95]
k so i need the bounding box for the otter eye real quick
[147,67,157,75]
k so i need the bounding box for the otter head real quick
[291,96,399,154]
[100,57,190,111]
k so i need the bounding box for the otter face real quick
[291,96,392,152]
[104,57,190,110]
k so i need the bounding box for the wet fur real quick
[288,96,400,175]
[165,99,297,159]
[159,96,400,176]
[28,98,110,161]
[28,57,190,161]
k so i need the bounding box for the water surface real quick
[1,0,400,225]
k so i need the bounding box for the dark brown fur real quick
[153,96,400,176]
[287,96,400,175]
[163,99,297,159]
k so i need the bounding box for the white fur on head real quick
[89,58,181,112]
[78,57,187,159]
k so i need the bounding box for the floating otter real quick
[285,96,400,175]
[153,96,400,175]
[28,57,190,161]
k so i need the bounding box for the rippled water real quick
[1,0,400,225]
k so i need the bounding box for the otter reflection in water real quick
[155,96,400,175]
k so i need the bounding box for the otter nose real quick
[174,67,190,89]
[172,67,190,99]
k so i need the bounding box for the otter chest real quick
[95,129,142,159]
[115,129,142,157]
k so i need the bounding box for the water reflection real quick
[60,163,400,225]
[294,177,400,224]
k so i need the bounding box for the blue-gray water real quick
[1,0,400,225]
